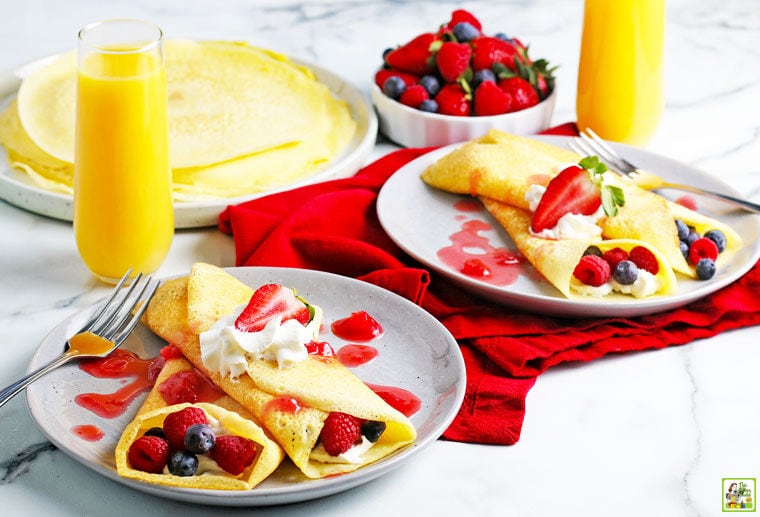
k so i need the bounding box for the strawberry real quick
[573,255,611,287]
[374,69,419,90]
[234,284,311,333]
[629,246,660,274]
[127,435,169,473]
[531,165,601,233]
[320,412,362,456]
[498,77,539,111]
[162,406,207,451]
[399,84,430,109]
[441,9,482,33]
[385,32,438,76]
[436,41,472,82]
[472,36,518,72]
[474,80,513,116]
[435,83,471,116]
[209,435,258,475]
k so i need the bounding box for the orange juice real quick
[74,21,173,283]
[576,0,665,145]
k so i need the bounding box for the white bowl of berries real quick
[372,9,557,148]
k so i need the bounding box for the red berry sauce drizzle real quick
[437,200,525,286]
[331,310,421,417]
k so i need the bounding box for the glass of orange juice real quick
[74,19,173,283]
[576,0,665,146]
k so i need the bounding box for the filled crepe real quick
[114,355,283,490]
[143,263,417,479]
[482,198,676,299]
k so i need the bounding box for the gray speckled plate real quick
[0,54,377,228]
[26,267,465,506]
[377,136,760,318]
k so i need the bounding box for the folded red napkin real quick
[219,124,760,445]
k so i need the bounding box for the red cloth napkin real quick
[219,123,760,445]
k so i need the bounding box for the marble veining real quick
[1,0,760,515]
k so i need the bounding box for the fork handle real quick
[0,353,74,409]
[661,182,760,214]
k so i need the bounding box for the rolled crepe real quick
[420,129,579,209]
[481,198,677,299]
[115,397,283,490]
[143,263,417,479]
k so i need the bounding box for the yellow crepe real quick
[115,399,283,490]
[143,263,417,479]
[3,39,356,200]
[420,129,579,210]
[481,198,677,299]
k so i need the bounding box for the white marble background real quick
[1,0,760,515]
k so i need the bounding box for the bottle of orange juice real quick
[576,0,665,146]
[74,19,173,283]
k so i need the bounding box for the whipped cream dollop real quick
[526,184,603,240]
[309,436,374,465]
[199,305,320,378]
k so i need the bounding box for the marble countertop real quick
[2,1,760,515]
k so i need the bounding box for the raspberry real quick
[688,237,719,265]
[573,254,611,287]
[319,412,362,456]
[162,407,207,451]
[628,246,660,274]
[602,247,628,269]
[399,84,429,109]
[127,435,169,473]
[676,195,698,211]
[209,435,258,475]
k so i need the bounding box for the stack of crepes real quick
[0,39,356,201]
[420,129,743,299]
[124,262,416,488]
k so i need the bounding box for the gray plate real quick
[377,135,760,318]
[26,267,465,506]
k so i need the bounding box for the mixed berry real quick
[127,406,258,477]
[318,411,386,456]
[573,245,660,289]
[376,9,555,117]
[677,220,726,280]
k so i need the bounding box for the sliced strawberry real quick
[385,33,438,76]
[319,412,362,456]
[474,80,513,116]
[436,41,472,82]
[531,165,601,233]
[234,284,311,333]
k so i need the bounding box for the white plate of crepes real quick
[0,40,377,228]
[25,264,465,506]
[377,131,760,318]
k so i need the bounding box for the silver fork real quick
[569,128,760,214]
[0,270,159,408]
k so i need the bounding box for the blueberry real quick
[382,47,393,61]
[583,245,603,257]
[686,230,700,246]
[418,75,441,97]
[675,219,690,241]
[613,260,639,285]
[144,427,166,439]
[452,21,480,42]
[680,240,689,259]
[382,76,406,99]
[695,258,716,280]
[419,99,439,113]
[472,69,496,89]
[494,32,513,43]
[704,229,727,253]
[168,450,198,477]
[185,423,215,454]
[361,420,387,443]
